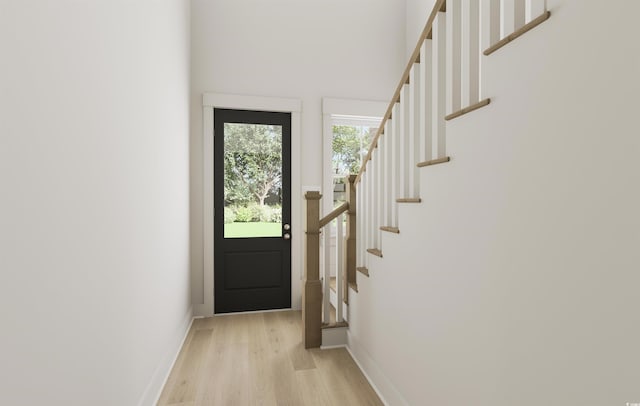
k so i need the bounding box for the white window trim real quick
[322,97,386,216]
[198,93,302,317]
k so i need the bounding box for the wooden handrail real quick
[319,201,349,229]
[355,0,446,185]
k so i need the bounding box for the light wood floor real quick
[157,310,383,406]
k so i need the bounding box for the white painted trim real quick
[332,116,382,128]
[137,306,194,406]
[320,344,347,350]
[322,98,387,117]
[213,308,293,317]
[203,93,301,113]
[346,331,409,406]
[199,105,214,317]
[198,93,303,317]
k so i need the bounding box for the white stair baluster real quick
[370,151,378,249]
[384,120,393,226]
[421,40,433,163]
[322,222,330,324]
[336,212,344,323]
[370,157,377,249]
[375,139,384,239]
[482,0,501,48]
[501,0,515,38]
[525,0,546,23]
[481,0,500,98]
[399,85,410,198]
[462,0,480,107]
[514,0,526,31]
[363,167,371,267]
[361,172,368,268]
[409,62,421,197]
[379,135,388,228]
[356,181,362,268]
[392,103,401,225]
[446,0,462,115]
[433,10,447,159]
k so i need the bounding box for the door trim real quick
[197,93,302,317]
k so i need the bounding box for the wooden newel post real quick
[303,191,322,349]
[345,175,357,304]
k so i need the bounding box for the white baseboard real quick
[346,332,409,406]
[320,344,347,350]
[137,306,194,406]
[213,307,293,316]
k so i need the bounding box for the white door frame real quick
[197,93,302,317]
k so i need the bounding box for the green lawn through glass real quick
[224,222,282,238]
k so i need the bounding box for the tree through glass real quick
[224,123,283,238]
[331,124,377,207]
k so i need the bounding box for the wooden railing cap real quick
[319,201,349,229]
[304,191,322,200]
[354,0,446,185]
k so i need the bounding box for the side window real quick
[322,98,386,216]
[331,121,378,207]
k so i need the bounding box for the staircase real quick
[303,0,551,350]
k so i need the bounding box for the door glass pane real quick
[224,123,283,238]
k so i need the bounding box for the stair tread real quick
[396,198,421,203]
[322,321,349,329]
[445,98,491,121]
[366,248,383,258]
[380,226,400,234]
[349,282,358,292]
[356,267,369,277]
[417,156,450,168]
[484,11,551,56]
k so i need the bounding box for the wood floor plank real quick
[195,341,249,405]
[166,329,213,404]
[333,348,384,406]
[158,311,382,406]
[263,312,305,405]
[194,315,250,404]
[157,323,198,405]
[278,311,317,371]
[295,368,334,406]
[310,348,384,406]
[247,313,278,406]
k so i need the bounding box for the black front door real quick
[214,109,291,313]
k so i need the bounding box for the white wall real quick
[190,0,405,311]
[0,1,192,405]
[348,1,640,405]
[405,0,436,58]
